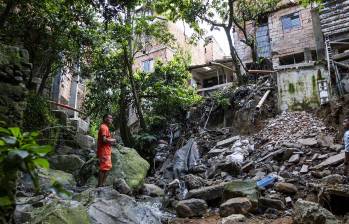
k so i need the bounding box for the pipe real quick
[256,90,271,110]
[47,100,86,114]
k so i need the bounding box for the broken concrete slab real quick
[300,165,309,174]
[313,152,345,169]
[329,144,342,152]
[208,148,228,157]
[294,199,338,224]
[288,154,300,163]
[321,174,344,185]
[223,180,259,208]
[187,182,226,202]
[317,134,334,147]
[298,138,317,146]
[216,136,240,147]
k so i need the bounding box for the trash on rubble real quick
[257,175,276,188]
[173,138,200,179]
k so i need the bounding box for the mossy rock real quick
[108,146,150,190]
[21,168,76,193]
[223,180,259,209]
[30,200,90,224]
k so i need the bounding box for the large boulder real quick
[141,184,164,197]
[49,154,85,174]
[75,133,96,150]
[175,198,207,218]
[21,168,76,193]
[30,200,90,224]
[294,199,338,224]
[113,178,132,195]
[223,180,259,208]
[88,196,162,224]
[73,186,121,206]
[109,146,150,190]
[78,146,150,190]
[219,197,252,217]
[74,186,164,224]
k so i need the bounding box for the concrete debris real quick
[147,111,344,221]
[314,153,345,169]
[218,214,246,224]
[175,199,208,218]
[219,197,252,217]
[293,199,338,224]
[274,182,298,195]
[288,154,300,163]
[216,136,240,147]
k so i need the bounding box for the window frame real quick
[142,58,154,73]
[281,11,301,32]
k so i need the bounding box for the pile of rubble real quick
[186,76,277,134]
[150,111,349,223]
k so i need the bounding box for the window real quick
[281,12,301,31]
[279,52,305,65]
[256,23,271,58]
[142,59,154,72]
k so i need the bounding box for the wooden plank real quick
[333,51,349,61]
[330,41,349,45]
[322,21,349,33]
[323,26,349,36]
[320,1,349,15]
[248,70,275,74]
[197,82,233,93]
[333,61,349,69]
[321,17,349,30]
[320,5,349,20]
[320,13,349,24]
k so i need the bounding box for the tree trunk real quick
[37,59,53,94]
[122,6,147,131]
[224,26,246,84]
[118,80,134,147]
[0,0,17,29]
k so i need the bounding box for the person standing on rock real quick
[343,118,349,176]
[97,114,116,187]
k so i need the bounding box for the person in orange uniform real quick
[97,114,116,187]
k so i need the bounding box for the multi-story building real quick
[233,0,331,111]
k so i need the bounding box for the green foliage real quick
[0,126,52,208]
[23,93,59,145]
[300,0,323,7]
[133,131,158,159]
[212,91,231,110]
[136,54,202,127]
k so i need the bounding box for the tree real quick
[0,0,98,93]
[155,0,280,82]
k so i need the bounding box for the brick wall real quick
[269,5,317,64]
[233,4,318,67]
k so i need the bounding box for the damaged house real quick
[233,0,336,111]
[320,0,349,96]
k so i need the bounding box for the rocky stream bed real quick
[13,110,349,224]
